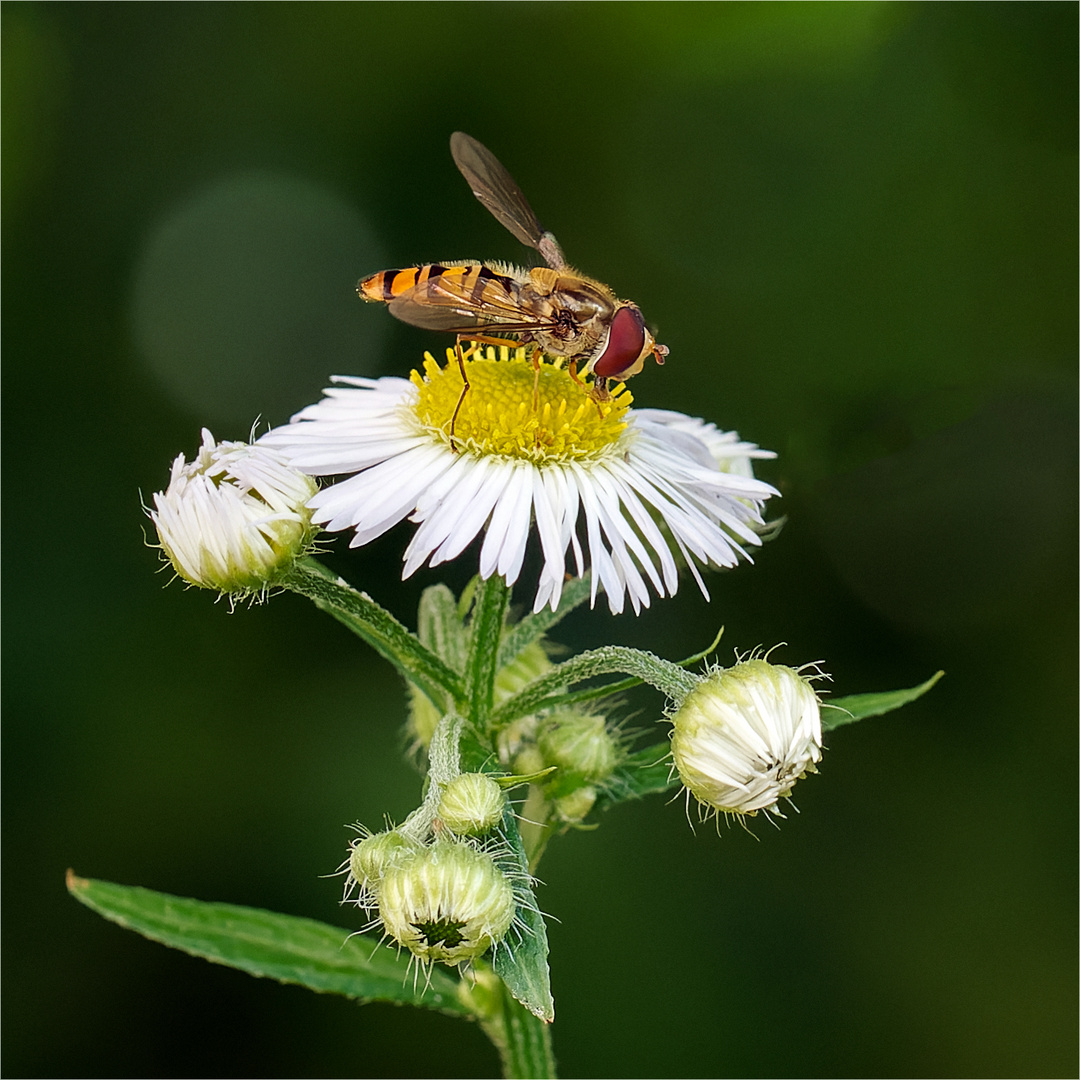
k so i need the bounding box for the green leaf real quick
[492,812,554,1022]
[417,583,468,676]
[595,742,677,811]
[466,575,511,731]
[282,560,465,711]
[824,671,944,730]
[66,871,471,1017]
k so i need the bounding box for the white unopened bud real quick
[378,841,515,966]
[437,773,505,836]
[670,659,824,818]
[149,429,318,595]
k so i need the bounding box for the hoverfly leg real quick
[461,333,521,354]
[566,360,604,417]
[449,335,473,453]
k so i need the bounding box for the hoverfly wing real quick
[386,298,502,334]
[386,266,559,336]
[450,132,568,270]
[387,303,561,337]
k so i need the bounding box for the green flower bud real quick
[437,773,505,836]
[511,745,546,778]
[455,964,503,1022]
[494,641,551,700]
[670,658,823,818]
[553,785,597,824]
[149,429,318,597]
[537,711,617,793]
[494,642,554,766]
[378,841,515,966]
[349,829,423,895]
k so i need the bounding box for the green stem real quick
[281,559,466,710]
[502,627,726,716]
[478,978,557,1079]
[492,645,697,728]
[465,574,511,733]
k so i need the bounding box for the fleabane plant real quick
[71,346,941,1079]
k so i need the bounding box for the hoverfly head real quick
[591,304,667,383]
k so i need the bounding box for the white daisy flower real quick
[260,346,778,614]
[670,658,824,819]
[149,429,319,596]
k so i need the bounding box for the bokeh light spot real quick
[130,172,386,430]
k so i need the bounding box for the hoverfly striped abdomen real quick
[358,261,521,308]
[359,263,454,303]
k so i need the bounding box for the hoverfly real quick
[358,132,667,437]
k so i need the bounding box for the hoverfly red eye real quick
[592,305,647,379]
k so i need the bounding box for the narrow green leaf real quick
[417,583,468,675]
[66,872,471,1016]
[676,626,725,670]
[493,813,554,1022]
[824,671,945,730]
[594,742,677,811]
[496,574,594,669]
[466,575,510,731]
[283,560,465,710]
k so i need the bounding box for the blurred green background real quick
[3,3,1076,1077]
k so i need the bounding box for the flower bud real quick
[553,785,597,824]
[149,429,318,595]
[349,829,423,896]
[437,773,505,836]
[511,744,546,778]
[455,964,503,1021]
[494,641,552,700]
[378,841,515,966]
[670,659,823,817]
[537,711,617,794]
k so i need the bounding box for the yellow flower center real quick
[409,346,632,462]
